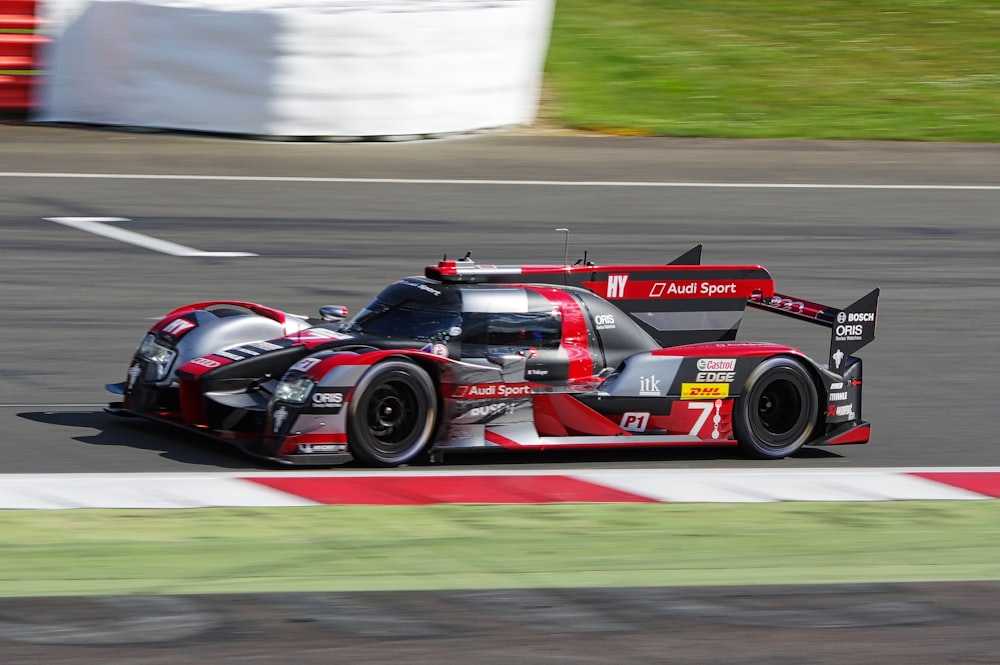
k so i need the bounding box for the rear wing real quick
[427,246,877,368]
[428,245,776,348]
[748,288,880,374]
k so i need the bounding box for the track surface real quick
[3,124,1000,663]
[2,584,1000,664]
[2,124,998,472]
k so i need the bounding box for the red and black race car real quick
[107,246,879,467]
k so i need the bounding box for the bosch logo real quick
[837,311,847,324]
[469,403,516,418]
[846,312,875,322]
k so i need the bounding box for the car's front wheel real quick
[734,356,818,459]
[346,359,437,467]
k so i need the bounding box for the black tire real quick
[734,356,818,459]
[346,360,437,467]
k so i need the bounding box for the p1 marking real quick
[46,217,258,257]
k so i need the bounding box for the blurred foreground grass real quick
[2,501,999,597]
[544,0,1000,140]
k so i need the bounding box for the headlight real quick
[272,375,316,404]
[137,334,177,381]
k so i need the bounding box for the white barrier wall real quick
[34,0,555,137]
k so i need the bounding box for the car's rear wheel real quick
[734,356,818,459]
[347,359,437,467]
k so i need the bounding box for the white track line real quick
[5,173,999,190]
[46,217,257,257]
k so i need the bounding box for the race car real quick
[107,246,879,467]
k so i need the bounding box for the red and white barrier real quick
[1,468,998,509]
[33,0,555,137]
[0,0,46,110]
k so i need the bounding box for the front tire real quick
[734,356,818,459]
[347,360,437,467]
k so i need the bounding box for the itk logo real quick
[639,375,661,396]
[607,274,629,299]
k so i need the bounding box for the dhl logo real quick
[680,383,730,400]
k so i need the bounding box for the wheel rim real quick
[363,380,422,454]
[750,374,810,448]
[756,378,801,436]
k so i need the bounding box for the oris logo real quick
[306,389,347,413]
[836,324,865,338]
[594,314,616,329]
[312,391,344,407]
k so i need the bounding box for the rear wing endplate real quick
[748,288,879,373]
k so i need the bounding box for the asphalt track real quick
[2,123,1000,662]
[2,584,1000,664]
[2,123,999,472]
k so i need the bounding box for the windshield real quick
[344,299,462,341]
[341,278,463,340]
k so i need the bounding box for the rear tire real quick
[347,360,437,467]
[734,356,818,459]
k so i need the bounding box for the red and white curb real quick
[0,468,999,509]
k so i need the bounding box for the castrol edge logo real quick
[697,358,736,372]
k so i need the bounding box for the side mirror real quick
[319,305,348,322]
[487,353,526,382]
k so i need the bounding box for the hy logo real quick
[607,274,629,299]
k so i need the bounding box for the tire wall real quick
[32,0,556,137]
[0,0,46,110]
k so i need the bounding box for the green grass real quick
[2,501,1000,597]
[544,0,1000,140]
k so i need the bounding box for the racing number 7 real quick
[686,401,714,437]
